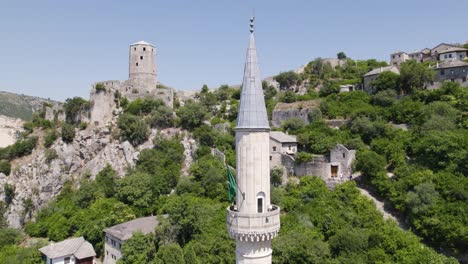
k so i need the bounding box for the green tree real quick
[117,113,149,146]
[63,97,89,124]
[337,52,347,60]
[176,100,208,130]
[371,71,400,92]
[116,172,155,214]
[274,71,301,90]
[400,60,435,93]
[405,182,439,215]
[96,164,117,198]
[118,232,154,264]
[154,243,185,264]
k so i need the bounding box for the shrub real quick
[295,152,313,164]
[61,123,76,143]
[0,160,11,176]
[45,149,58,163]
[372,89,397,107]
[4,184,15,204]
[44,130,58,148]
[147,106,174,128]
[79,122,88,130]
[95,83,106,93]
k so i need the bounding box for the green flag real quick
[227,166,237,202]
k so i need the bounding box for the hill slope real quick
[0,91,59,121]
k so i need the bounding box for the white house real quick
[103,216,160,264]
[39,237,96,264]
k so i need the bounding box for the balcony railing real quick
[226,205,280,240]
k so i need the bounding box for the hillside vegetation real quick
[0,55,465,263]
[0,91,57,121]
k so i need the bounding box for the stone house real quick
[293,144,356,187]
[269,131,297,169]
[437,46,468,62]
[428,60,468,89]
[390,51,410,66]
[103,216,160,264]
[39,237,96,264]
[363,65,400,93]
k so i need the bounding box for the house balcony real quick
[226,205,280,242]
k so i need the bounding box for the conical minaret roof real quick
[235,17,270,130]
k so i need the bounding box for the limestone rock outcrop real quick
[0,126,196,228]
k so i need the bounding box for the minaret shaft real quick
[227,17,280,264]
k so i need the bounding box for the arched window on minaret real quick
[257,192,265,213]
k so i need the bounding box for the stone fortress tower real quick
[226,17,281,264]
[128,41,157,94]
[89,40,173,127]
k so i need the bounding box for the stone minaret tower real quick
[129,41,157,93]
[227,17,281,264]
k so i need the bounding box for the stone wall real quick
[294,155,329,179]
[271,100,320,128]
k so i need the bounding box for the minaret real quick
[227,17,281,264]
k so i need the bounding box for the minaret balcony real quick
[226,205,280,242]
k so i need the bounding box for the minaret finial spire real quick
[250,13,255,33]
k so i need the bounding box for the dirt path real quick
[357,187,407,228]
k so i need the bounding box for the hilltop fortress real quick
[46,40,174,127]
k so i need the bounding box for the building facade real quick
[390,51,410,66]
[103,216,159,264]
[428,60,468,89]
[39,237,96,264]
[269,131,297,169]
[226,17,280,264]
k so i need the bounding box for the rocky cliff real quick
[0,115,24,148]
[0,126,196,228]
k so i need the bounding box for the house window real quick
[134,47,136,51]
[288,145,291,150]
[136,62,138,66]
[140,56,143,60]
[451,79,455,82]
[272,146,276,151]
[449,54,452,58]
[342,153,345,159]
[460,55,463,59]
[50,260,52,264]
[392,55,395,59]
[143,47,146,51]
[119,243,122,249]
[441,70,445,75]
[106,251,109,255]
[269,156,272,161]
[64,257,70,264]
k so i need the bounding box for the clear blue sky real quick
[1,0,467,101]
